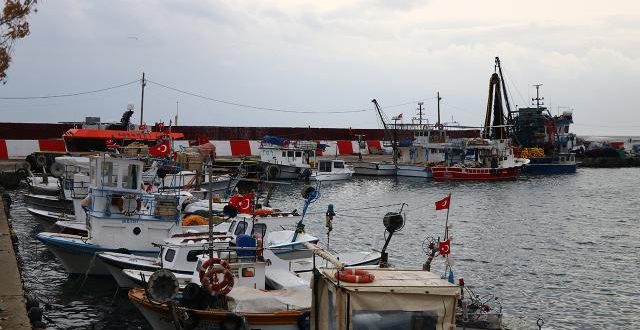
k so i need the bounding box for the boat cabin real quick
[312,268,459,330]
[317,160,346,172]
[259,142,317,168]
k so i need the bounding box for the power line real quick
[147,79,371,114]
[0,79,140,100]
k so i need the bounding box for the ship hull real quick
[431,166,522,181]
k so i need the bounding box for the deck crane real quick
[371,99,399,165]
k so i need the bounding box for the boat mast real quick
[495,57,513,122]
[139,72,146,126]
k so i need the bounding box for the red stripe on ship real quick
[229,140,251,157]
[337,140,353,155]
[366,140,382,152]
[38,139,66,152]
[0,140,8,160]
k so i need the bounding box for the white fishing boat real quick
[349,160,396,176]
[129,249,311,330]
[98,217,318,287]
[310,159,354,181]
[259,136,317,180]
[36,156,199,275]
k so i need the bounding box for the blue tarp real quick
[262,135,289,146]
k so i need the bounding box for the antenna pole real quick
[437,92,442,128]
[532,84,544,109]
[417,102,424,126]
[140,72,146,126]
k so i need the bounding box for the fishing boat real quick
[310,159,354,181]
[430,139,528,181]
[259,136,317,180]
[349,160,396,176]
[98,217,318,288]
[129,250,311,330]
[513,86,577,174]
[25,175,61,196]
[36,156,193,275]
[63,107,184,152]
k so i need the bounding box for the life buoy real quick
[119,194,141,216]
[199,258,234,295]
[335,268,375,283]
[182,215,208,226]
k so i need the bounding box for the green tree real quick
[1,0,37,84]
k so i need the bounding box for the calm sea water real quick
[8,167,640,329]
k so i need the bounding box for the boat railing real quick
[88,188,180,222]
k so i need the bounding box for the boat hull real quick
[396,164,431,178]
[351,162,396,176]
[25,194,73,213]
[431,166,522,181]
[129,289,304,330]
[36,233,158,275]
[523,163,577,174]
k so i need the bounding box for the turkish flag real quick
[228,193,254,214]
[439,240,451,256]
[435,195,451,210]
[149,141,171,157]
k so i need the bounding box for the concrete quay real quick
[0,199,31,329]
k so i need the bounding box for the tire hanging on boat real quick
[35,154,47,168]
[266,165,280,179]
[219,312,245,330]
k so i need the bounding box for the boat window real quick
[186,250,205,262]
[234,221,248,235]
[565,126,569,133]
[319,161,332,172]
[333,162,344,169]
[101,161,118,187]
[352,310,437,330]
[287,151,294,158]
[122,164,139,189]
[295,151,302,158]
[228,220,237,234]
[164,248,176,262]
[282,151,286,157]
[252,223,267,238]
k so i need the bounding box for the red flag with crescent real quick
[439,239,450,256]
[149,141,171,157]
[228,193,254,214]
[435,195,451,210]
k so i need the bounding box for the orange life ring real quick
[182,215,208,226]
[199,258,234,295]
[335,268,375,284]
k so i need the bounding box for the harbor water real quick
[8,167,640,329]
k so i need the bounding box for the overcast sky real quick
[1,0,639,136]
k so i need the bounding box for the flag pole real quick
[444,193,451,239]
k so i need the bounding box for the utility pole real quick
[139,72,146,126]
[532,84,544,109]
[437,92,442,128]
[416,102,424,126]
[175,101,179,126]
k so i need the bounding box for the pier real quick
[0,198,31,329]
